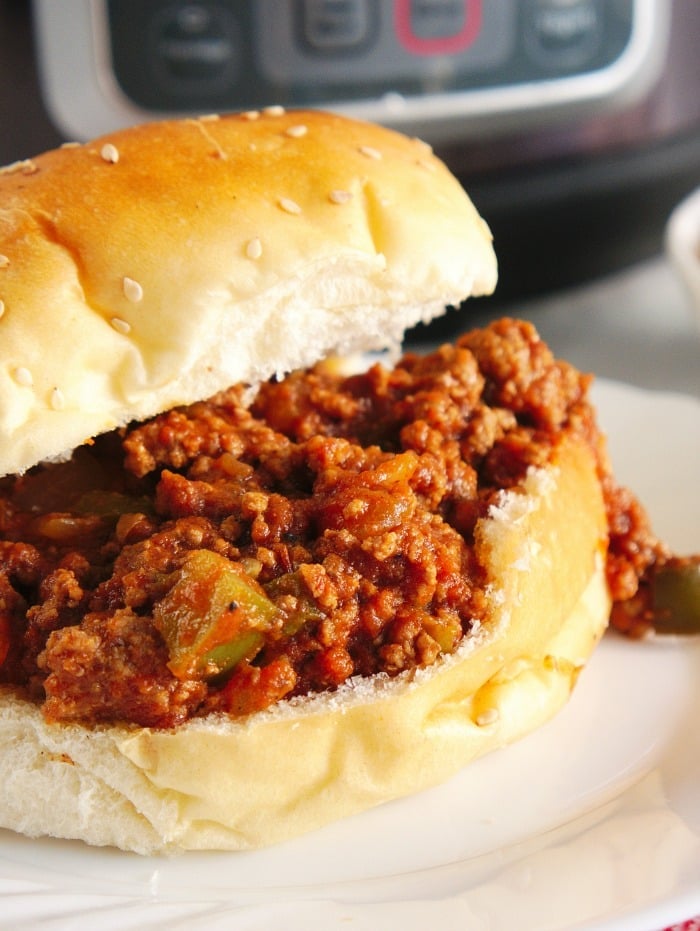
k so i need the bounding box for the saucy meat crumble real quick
[0,320,665,727]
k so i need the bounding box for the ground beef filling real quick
[0,319,664,727]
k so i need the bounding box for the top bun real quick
[0,109,497,477]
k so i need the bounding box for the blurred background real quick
[1,0,699,393]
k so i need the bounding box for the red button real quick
[394,0,481,56]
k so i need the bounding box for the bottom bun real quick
[0,435,609,854]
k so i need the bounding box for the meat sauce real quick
[0,319,665,727]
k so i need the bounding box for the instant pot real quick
[3,0,700,308]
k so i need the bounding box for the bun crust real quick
[0,435,608,854]
[0,110,496,477]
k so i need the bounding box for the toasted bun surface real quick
[0,109,496,477]
[0,434,609,854]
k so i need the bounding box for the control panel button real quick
[395,0,482,55]
[299,0,373,53]
[524,0,603,69]
[151,3,239,90]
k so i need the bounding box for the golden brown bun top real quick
[0,108,497,476]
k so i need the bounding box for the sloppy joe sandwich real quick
[0,109,684,854]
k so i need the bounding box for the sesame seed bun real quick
[0,110,612,857]
[0,109,496,477]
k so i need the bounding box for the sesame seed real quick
[50,387,65,411]
[359,145,382,160]
[285,124,308,139]
[0,300,4,318]
[198,113,220,122]
[100,143,119,164]
[263,105,285,116]
[122,276,143,303]
[329,189,353,205]
[13,366,33,387]
[110,316,132,335]
[278,197,302,215]
[241,110,260,121]
[0,158,38,175]
[246,237,263,260]
[476,708,500,727]
[0,255,9,268]
[60,141,81,149]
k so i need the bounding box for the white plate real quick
[666,185,700,332]
[1,379,699,931]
